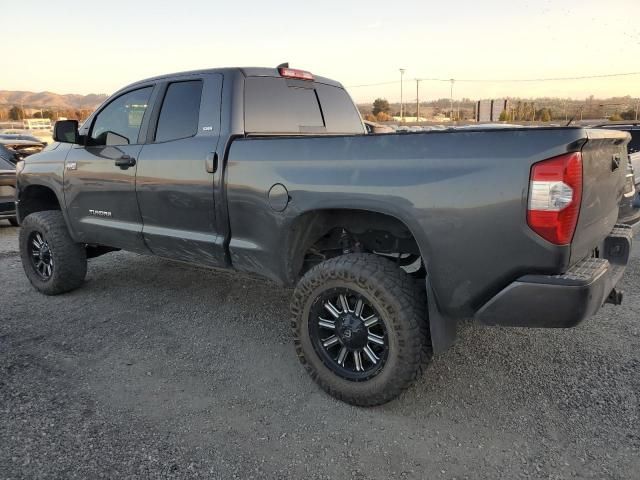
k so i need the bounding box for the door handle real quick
[115,155,136,169]
[205,152,218,173]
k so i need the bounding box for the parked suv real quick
[0,154,18,226]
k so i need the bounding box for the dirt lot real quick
[1,221,639,479]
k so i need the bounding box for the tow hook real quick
[605,288,624,306]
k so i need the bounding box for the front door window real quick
[90,87,153,146]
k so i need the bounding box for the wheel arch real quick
[284,207,428,284]
[17,184,64,222]
[284,207,456,354]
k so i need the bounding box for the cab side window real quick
[90,87,153,146]
[154,80,203,142]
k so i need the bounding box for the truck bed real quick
[226,127,628,318]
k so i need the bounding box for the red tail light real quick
[527,152,583,245]
[278,67,314,81]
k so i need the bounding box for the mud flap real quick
[426,277,457,354]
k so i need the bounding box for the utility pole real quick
[415,79,420,122]
[399,69,406,122]
[449,79,455,122]
[532,102,536,122]
[635,101,639,121]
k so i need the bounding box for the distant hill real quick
[0,90,108,110]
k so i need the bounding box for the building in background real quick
[476,99,509,122]
[391,116,429,123]
[476,100,492,122]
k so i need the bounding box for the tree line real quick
[0,106,94,122]
[360,96,640,123]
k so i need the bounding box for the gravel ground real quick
[1,220,639,479]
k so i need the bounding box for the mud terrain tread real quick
[19,211,87,295]
[291,253,432,406]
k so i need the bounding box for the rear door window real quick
[155,80,203,142]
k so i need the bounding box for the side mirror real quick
[53,120,79,144]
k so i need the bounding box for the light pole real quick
[399,68,405,122]
[449,79,455,122]
[415,79,420,122]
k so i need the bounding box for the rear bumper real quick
[476,224,633,328]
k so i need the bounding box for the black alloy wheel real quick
[28,231,54,280]
[19,211,87,295]
[309,288,388,381]
[291,253,432,406]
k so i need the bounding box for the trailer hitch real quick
[605,288,624,306]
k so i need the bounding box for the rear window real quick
[244,77,364,135]
[315,83,364,134]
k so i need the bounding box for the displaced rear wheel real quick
[291,253,432,406]
[19,211,87,295]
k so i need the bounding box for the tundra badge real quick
[89,209,112,217]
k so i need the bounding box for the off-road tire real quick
[19,211,87,295]
[291,253,432,406]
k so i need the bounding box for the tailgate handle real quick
[205,152,218,174]
[611,154,621,171]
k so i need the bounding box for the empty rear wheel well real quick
[18,185,61,222]
[288,209,424,281]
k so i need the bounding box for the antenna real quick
[566,105,584,126]
[276,62,289,69]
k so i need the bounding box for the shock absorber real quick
[339,229,363,254]
[340,229,352,254]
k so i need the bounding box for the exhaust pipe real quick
[605,288,623,306]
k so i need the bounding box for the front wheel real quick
[290,253,432,406]
[19,211,87,295]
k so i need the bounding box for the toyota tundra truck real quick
[15,66,633,406]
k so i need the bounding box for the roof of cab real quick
[124,67,343,90]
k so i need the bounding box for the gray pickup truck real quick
[15,66,633,406]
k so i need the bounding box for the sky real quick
[5,0,640,103]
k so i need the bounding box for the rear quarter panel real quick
[225,128,588,317]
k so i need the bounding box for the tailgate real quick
[571,128,630,264]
